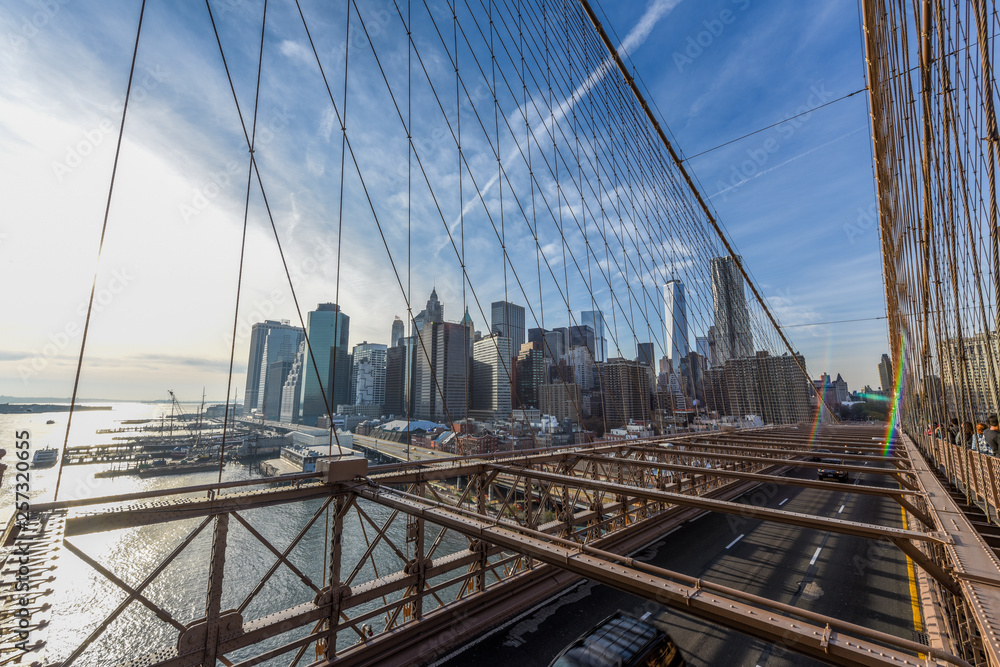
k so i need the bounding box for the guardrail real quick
[912,432,1000,522]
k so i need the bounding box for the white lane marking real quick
[779,498,789,506]
[838,504,845,515]
[726,534,745,549]
[809,546,822,566]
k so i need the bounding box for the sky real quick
[0,0,887,402]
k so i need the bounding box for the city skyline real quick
[2,1,889,401]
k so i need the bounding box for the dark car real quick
[548,611,686,667]
[808,448,831,462]
[817,458,848,482]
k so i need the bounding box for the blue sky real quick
[0,0,886,401]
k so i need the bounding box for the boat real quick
[46,419,56,424]
[169,447,189,459]
[32,447,59,467]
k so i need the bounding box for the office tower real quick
[515,341,545,409]
[384,345,408,415]
[599,359,653,426]
[299,303,351,427]
[722,351,812,424]
[256,323,305,415]
[280,340,306,422]
[938,333,1000,416]
[414,321,471,423]
[568,345,597,391]
[491,300,526,350]
[710,256,752,364]
[242,320,305,415]
[637,342,655,367]
[413,288,444,331]
[696,336,711,364]
[569,324,596,357]
[540,381,582,422]
[472,334,514,418]
[878,353,893,392]
[581,310,607,362]
[350,342,387,406]
[663,279,689,368]
[262,358,293,421]
[391,316,405,348]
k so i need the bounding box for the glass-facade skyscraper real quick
[581,310,606,362]
[491,300,525,349]
[299,303,351,426]
[663,279,689,368]
[710,257,752,364]
[243,320,304,416]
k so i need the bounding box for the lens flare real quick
[882,334,906,457]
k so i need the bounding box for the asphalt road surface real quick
[437,459,919,667]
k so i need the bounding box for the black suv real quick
[817,458,848,482]
[549,611,686,667]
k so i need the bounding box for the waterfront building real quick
[280,340,306,423]
[299,303,351,427]
[242,320,304,416]
[349,341,387,407]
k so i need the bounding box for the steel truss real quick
[0,425,991,666]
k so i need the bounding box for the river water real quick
[1,402,467,665]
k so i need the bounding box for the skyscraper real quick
[414,321,471,423]
[878,353,893,392]
[413,288,444,331]
[637,342,655,367]
[349,342,388,407]
[384,344,409,416]
[696,336,711,364]
[280,340,306,423]
[515,341,545,409]
[710,257,752,364]
[472,334,514,419]
[581,310,607,362]
[391,316,405,348]
[491,300,526,349]
[242,320,305,416]
[299,303,351,426]
[663,279,689,368]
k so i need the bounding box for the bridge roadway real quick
[439,459,917,667]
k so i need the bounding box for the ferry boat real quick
[32,447,59,467]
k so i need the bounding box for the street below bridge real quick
[438,458,919,667]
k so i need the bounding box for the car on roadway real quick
[808,448,831,462]
[548,610,687,667]
[817,458,848,482]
